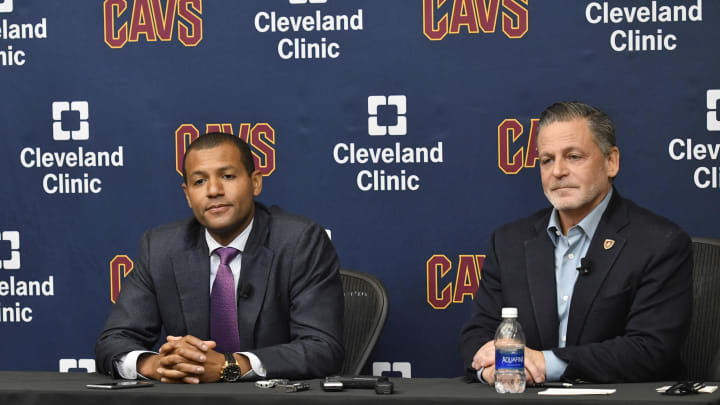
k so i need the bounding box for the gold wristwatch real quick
[219,353,242,382]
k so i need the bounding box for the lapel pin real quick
[603,239,615,250]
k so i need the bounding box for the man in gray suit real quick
[95,132,344,383]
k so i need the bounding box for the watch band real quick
[220,353,241,382]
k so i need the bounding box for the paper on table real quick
[538,388,616,395]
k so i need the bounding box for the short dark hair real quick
[538,101,616,155]
[182,132,255,182]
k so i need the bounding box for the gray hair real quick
[538,101,616,155]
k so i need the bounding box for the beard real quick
[544,181,602,212]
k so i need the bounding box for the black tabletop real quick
[0,372,719,405]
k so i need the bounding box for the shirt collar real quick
[204,218,254,256]
[546,188,613,245]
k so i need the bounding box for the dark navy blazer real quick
[460,190,692,383]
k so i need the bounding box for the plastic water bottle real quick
[494,307,526,393]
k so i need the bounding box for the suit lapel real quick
[172,225,211,339]
[525,215,559,349]
[566,191,628,345]
[236,204,273,349]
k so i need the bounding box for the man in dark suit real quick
[460,102,692,384]
[95,132,343,383]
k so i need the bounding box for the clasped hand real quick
[471,341,547,385]
[138,335,225,384]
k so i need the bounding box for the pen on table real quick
[537,382,574,388]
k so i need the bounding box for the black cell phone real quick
[325,376,387,389]
[86,381,154,390]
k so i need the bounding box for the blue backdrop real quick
[1,0,718,378]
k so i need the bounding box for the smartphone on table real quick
[86,381,154,390]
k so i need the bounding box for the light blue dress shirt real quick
[477,189,613,383]
[541,188,613,380]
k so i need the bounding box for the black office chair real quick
[338,268,389,375]
[680,237,720,381]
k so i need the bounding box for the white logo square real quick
[52,101,89,141]
[368,95,407,136]
[707,89,720,131]
[0,0,13,13]
[0,231,20,270]
[59,359,96,373]
[372,361,412,378]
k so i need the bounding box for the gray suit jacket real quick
[95,203,344,379]
[460,190,692,382]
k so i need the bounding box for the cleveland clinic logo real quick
[52,101,89,141]
[666,89,720,190]
[368,95,406,136]
[332,94,444,191]
[17,101,125,194]
[0,229,55,323]
[0,0,47,67]
[707,90,720,131]
[0,0,13,13]
[0,231,20,270]
[254,0,363,60]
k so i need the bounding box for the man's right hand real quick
[137,353,164,381]
[472,340,495,371]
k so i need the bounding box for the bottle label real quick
[495,348,524,370]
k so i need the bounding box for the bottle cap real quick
[501,307,518,318]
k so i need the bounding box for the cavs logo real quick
[175,123,276,177]
[498,118,538,174]
[427,254,485,309]
[109,255,134,303]
[423,0,528,41]
[103,0,203,48]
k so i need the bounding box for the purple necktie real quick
[211,247,241,353]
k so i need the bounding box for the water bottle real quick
[494,307,526,393]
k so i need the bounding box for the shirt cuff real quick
[239,352,266,378]
[114,350,156,380]
[542,350,568,381]
[476,368,488,384]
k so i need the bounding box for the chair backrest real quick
[339,268,389,375]
[680,237,720,381]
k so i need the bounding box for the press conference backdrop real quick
[1,0,718,378]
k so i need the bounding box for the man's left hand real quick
[524,347,546,384]
[156,335,224,383]
[158,335,252,383]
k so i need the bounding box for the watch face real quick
[222,364,242,382]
